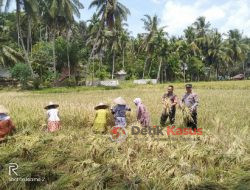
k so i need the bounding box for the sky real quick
[78,0,250,37]
[4,0,250,37]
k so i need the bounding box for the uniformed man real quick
[160,85,178,126]
[181,84,199,130]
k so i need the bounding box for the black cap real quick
[185,84,192,88]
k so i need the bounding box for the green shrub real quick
[31,75,41,89]
[60,77,77,87]
[96,69,110,80]
[11,63,32,89]
[31,42,53,80]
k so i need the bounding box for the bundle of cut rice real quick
[181,106,193,124]
[163,98,172,114]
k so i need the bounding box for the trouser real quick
[187,112,197,131]
[160,107,176,126]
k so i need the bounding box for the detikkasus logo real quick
[131,126,202,136]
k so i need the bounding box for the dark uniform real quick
[160,93,177,126]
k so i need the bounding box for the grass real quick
[0,80,250,190]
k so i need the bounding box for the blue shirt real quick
[111,105,131,118]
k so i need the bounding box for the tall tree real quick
[4,0,36,74]
[226,29,248,76]
[140,14,161,79]
[46,0,84,73]
[193,16,211,38]
[23,0,39,54]
[206,30,229,79]
[118,24,129,68]
[89,0,130,31]
[89,0,130,79]
[154,28,168,82]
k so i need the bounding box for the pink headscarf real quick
[133,98,142,105]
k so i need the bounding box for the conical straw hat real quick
[44,102,59,110]
[94,103,109,110]
[113,97,126,105]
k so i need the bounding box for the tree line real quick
[0,0,250,88]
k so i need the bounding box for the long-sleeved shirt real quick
[136,103,150,127]
[182,93,199,112]
[94,109,108,124]
[111,105,131,118]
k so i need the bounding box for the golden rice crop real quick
[181,105,194,124]
[163,97,172,114]
[0,81,249,190]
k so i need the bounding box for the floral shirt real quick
[111,105,131,118]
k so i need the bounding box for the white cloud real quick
[203,6,225,21]
[151,0,164,4]
[161,0,250,37]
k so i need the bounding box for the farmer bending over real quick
[93,103,109,133]
[44,102,61,132]
[133,98,150,127]
[111,97,131,128]
[0,105,16,141]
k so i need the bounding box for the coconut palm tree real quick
[184,26,200,56]
[23,0,39,54]
[140,14,162,79]
[154,28,168,82]
[118,24,129,68]
[3,0,36,74]
[0,45,24,66]
[141,15,159,78]
[206,30,230,79]
[88,0,130,56]
[89,0,130,79]
[44,0,84,73]
[193,16,211,38]
[226,29,249,76]
[0,46,23,65]
[89,0,130,31]
[0,35,24,66]
[87,14,108,75]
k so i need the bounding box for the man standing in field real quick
[160,85,178,126]
[181,84,199,130]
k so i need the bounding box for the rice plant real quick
[0,81,249,190]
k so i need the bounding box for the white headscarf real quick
[133,98,142,105]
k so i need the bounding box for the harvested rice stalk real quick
[181,106,194,124]
[163,98,172,114]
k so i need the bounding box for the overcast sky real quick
[4,0,250,37]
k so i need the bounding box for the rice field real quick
[0,81,250,190]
